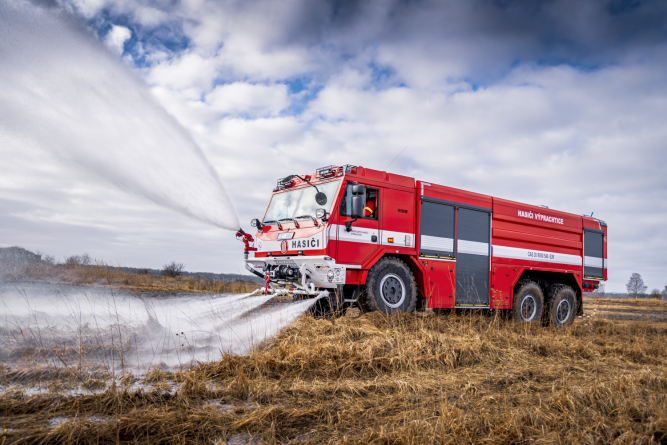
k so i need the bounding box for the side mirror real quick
[351,184,366,196]
[351,195,365,218]
[250,218,262,229]
[315,192,327,205]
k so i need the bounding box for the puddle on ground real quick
[49,415,112,427]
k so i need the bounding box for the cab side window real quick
[363,188,378,219]
[340,184,379,220]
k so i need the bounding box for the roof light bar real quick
[315,164,357,178]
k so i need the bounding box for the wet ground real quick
[583,299,667,322]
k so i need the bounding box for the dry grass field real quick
[4,262,261,294]
[1,299,666,444]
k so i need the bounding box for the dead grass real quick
[3,262,260,294]
[585,297,667,307]
[1,309,666,444]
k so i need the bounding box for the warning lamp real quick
[387,238,394,243]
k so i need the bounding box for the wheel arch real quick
[363,253,425,294]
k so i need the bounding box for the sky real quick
[1,0,666,292]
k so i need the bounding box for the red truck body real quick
[244,165,607,317]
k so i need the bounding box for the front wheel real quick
[364,257,417,313]
[512,281,544,324]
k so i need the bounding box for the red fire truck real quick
[238,165,607,326]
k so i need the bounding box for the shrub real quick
[162,261,184,278]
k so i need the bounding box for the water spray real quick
[0,0,239,230]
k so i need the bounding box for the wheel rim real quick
[379,273,406,308]
[556,299,571,324]
[520,294,537,320]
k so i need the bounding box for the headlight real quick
[316,208,326,219]
[326,270,335,282]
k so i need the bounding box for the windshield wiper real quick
[295,215,318,226]
[263,220,282,230]
[293,175,320,193]
[278,217,299,228]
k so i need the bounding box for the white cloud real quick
[104,24,131,55]
[2,0,667,292]
[206,82,290,117]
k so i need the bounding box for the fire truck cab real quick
[241,165,607,326]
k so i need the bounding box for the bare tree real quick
[662,285,667,301]
[65,253,92,268]
[626,273,647,299]
[650,289,661,299]
[162,261,184,278]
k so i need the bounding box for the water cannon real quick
[235,228,257,259]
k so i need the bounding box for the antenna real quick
[385,147,407,170]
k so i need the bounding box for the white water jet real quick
[0,0,239,230]
[0,283,318,371]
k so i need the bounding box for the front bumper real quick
[245,254,350,294]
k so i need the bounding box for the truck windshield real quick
[263,180,341,224]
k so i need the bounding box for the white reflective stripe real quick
[457,240,489,256]
[493,245,582,265]
[584,256,603,268]
[381,230,416,247]
[420,235,453,251]
[604,258,608,269]
[336,224,378,244]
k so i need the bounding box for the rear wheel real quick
[546,285,576,327]
[364,257,417,313]
[512,281,544,324]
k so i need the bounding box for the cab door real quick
[337,183,380,264]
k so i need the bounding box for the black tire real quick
[545,284,576,327]
[364,257,417,313]
[512,281,544,324]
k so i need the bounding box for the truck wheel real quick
[546,285,576,327]
[364,257,417,313]
[512,281,544,324]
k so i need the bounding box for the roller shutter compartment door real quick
[456,208,491,306]
[419,200,455,258]
[584,229,604,279]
